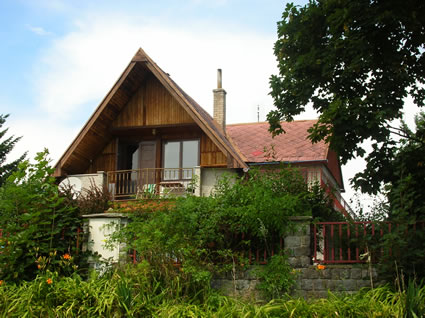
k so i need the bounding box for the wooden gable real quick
[54,48,246,177]
[113,76,195,128]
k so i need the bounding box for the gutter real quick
[248,159,328,166]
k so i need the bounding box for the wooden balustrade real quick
[107,168,194,200]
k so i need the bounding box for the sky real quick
[0,0,421,210]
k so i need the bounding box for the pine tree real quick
[0,114,26,187]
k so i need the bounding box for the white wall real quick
[199,168,239,196]
[83,214,128,268]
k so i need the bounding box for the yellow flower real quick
[63,253,71,260]
[317,264,326,270]
[46,278,53,285]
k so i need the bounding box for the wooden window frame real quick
[162,139,200,180]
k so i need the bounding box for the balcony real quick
[107,168,196,200]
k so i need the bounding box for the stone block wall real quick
[292,265,376,298]
[211,267,263,301]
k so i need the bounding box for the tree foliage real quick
[268,0,425,192]
[0,114,26,187]
[382,114,425,281]
[354,113,425,282]
[361,112,425,219]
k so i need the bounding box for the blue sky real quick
[0,0,420,208]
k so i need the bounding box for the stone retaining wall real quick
[211,267,262,301]
[211,264,376,300]
[292,265,375,298]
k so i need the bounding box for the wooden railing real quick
[107,168,195,200]
[313,221,425,264]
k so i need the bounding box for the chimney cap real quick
[217,69,222,89]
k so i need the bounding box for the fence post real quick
[82,213,128,272]
[285,216,312,268]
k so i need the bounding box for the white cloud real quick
[32,12,279,126]
[20,9,282,165]
[27,25,53,36]
[7,115,79,165]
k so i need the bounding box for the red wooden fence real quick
[313,221,425,264]
[129,235,284,265]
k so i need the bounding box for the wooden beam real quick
[111,123,199,132]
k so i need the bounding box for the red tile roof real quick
[226,120,329,163]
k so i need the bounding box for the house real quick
[54,48,352,217]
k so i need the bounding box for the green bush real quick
[257,254,296,299]
[0,150,87,282]
[110,167,336,298]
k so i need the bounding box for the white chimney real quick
[213,69,226,131]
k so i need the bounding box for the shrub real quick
[0,150,87,282]
[256,254,296,299]
[111,167,336,298]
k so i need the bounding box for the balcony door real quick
[139,141,157,185]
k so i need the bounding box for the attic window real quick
[163,140,199,180]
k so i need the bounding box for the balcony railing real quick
[301,168,355,219]
[107,168,195,200]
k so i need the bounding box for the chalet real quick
[54,48,351,216]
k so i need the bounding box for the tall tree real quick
[0,114,26,187]
[384,113,425,220]
[268,0,425,193]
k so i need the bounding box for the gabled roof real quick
[226,120,328,163]
[54,48,247,176]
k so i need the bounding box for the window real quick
[163,140,199,180]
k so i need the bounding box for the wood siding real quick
[86,139,117,173]
[326,149,343,189]
[75,69,227,173]
[200,133,227,167]
[113,76,194,128]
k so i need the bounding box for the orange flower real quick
[63,253,71,260]
[46,278,53,285]
[317,264,326,270]
[0,280,3,286]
